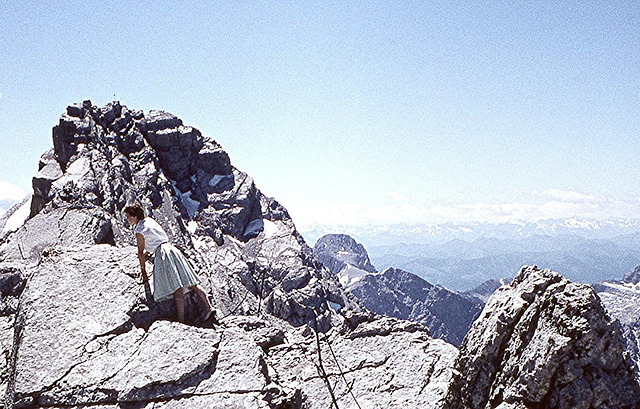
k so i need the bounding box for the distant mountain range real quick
[301,220,640,291]
[313,234,483,347]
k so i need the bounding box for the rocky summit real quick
[0,101,458,408]
[445,265,640,409]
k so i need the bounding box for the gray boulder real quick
[445,265,640,409]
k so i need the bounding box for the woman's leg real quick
[174,288,185,322]
[190,285,213,311]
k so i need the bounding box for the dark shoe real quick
[204,309,220,325]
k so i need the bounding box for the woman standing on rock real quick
[124,203,215,323]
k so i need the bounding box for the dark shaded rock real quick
[29,150,63,217]
[65,104,85,118]
[137,110,183,133]
[445,265,640,409]
[195,141,231,175]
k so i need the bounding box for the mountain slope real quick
[313,234,483,347]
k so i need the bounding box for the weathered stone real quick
[96,101,121,125]
[196,141,231,175]
[267,319,458,409]
[137,110,182,133]
[0,208,114,262]
[65,104,85,118]
[444,266,640,409]
[29,151,63,217]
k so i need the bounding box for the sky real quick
[1,1,639,229]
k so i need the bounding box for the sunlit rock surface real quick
[445,266,640,409]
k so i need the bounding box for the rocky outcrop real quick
[349,268,483,347]
[0,101,457,408]
[313,234,376,275]
[445,265,640,409]
[0,100,354,329]
[267,316,458,409]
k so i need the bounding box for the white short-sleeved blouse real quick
[134,218,169,253]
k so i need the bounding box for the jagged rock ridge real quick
[445,265,640,409]
[348,267,483,347]
[0,101,458,408]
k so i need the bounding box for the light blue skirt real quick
[153,243,201,302]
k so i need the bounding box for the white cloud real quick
[534,188,597,203]
[385,191,411,203]
[0,181,27,201]
[292,189,640,230]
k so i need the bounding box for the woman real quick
[124,203,215,323]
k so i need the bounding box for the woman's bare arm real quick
[135,233,149,283]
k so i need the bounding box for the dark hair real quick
[124,203,145,220]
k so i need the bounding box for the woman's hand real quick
[136,233,149,284]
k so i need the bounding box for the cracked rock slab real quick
[9,245,141,406]
[267,319,457,409]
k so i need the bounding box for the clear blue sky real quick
[1,1,639,228]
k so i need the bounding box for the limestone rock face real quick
[0,101,456,408]
[267,316,458,409]
[445,266,640,409]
